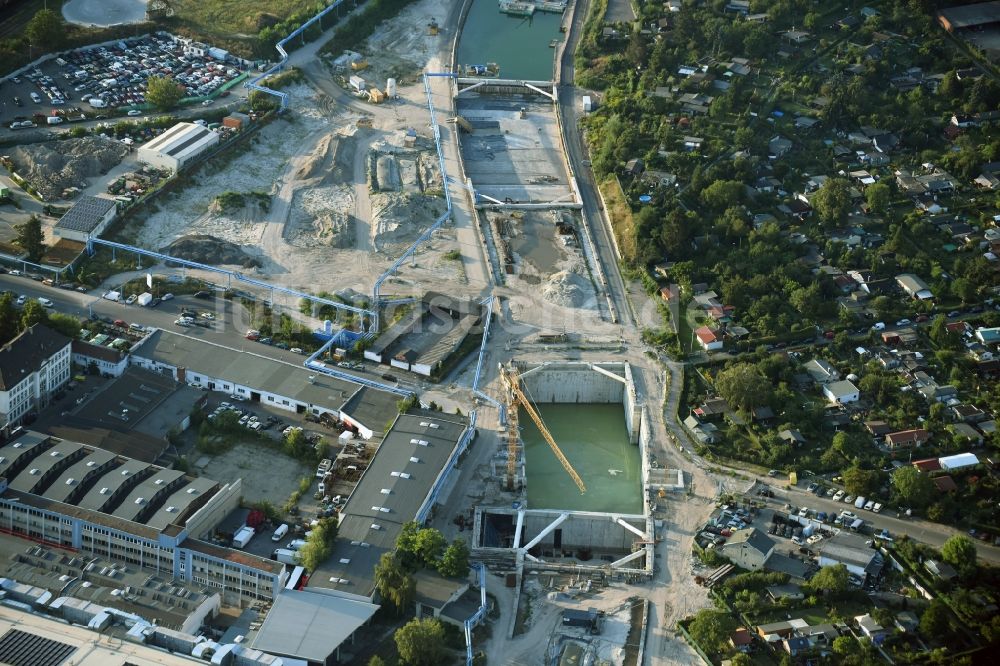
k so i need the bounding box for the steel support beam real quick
[610,548,648,569]
[521,513,568,552]
[512,509,525,549]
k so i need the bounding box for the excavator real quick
[500,364,586,494]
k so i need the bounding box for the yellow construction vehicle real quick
[500,364,586,494]
[427,19,439,35]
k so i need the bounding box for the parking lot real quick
[1,33,242,128]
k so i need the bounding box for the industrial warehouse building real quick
[137,122,219,172]
[0,429,285,606]
[52,195,118,243]
[131,329,400,438]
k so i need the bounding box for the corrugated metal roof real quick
[53,196,116,233]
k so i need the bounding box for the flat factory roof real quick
[132,330,398,434]
[77,458,152,513]
[251,589,379,663]
[313,411,468,597]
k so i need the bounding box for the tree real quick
[919,599,950,637]
[891,466,935,509]
[832,635,859,656]
[0,293,19,346]
[808,564,850,596]
[25,9,64,51]
[865,182,891,215]
[941,534,977,575]
[394,617,446,666]
[367,657,387,666]
[699,179,744,212]
[414,527,447,566]
[714,363,772,411]
[14,215,45,262]
[374,553,415,614]
[687,610,736,654]
[842,464,880,497]
[20,299,49,330]
[146,76,186,111]
[297,518,336,570]
[812,178,851,226]
[437,538,470,577]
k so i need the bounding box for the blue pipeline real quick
[244,0,350,111]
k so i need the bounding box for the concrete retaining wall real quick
[520,362,625,403]
[520,512,642,551]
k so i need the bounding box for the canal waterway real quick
[521,403,643,514]
[456,0,565,81]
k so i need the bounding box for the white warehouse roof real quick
[939,452,979,470]
[137,122,218,168]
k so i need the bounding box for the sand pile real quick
[10,137,129,200]
[542,268,591,308]
[162,234,262,268]
[288,185,355,248]
[371,191,446,247]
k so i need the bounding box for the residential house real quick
[72,339,129,378]
[694,326,723,351]
[818,533,883,582]
[924,559,958,582]
[757,620,795,639]
[884,428,931,449]
[684,415,718,444]
[865,420,893,438]
[918,384,958,403]
[912,458,942,473]
[952,404,988,423]
[766,584,804,602]
[804,358,840,384]
[896,273,933,300]
[721,528,775,571]
[823,380,860,405]
[783,30,811,44]
[413,570,471,625]
[895,611,919,633]
[730,628,754,653]
[856,614,886,643]
[778,429,807,446]
[934,473,958,493]
[783,636,812,657]
[950,422,984,445]
[694,397,730,422]
[624,158,644,177]
[0,325,73,426]
[769,136,793,159]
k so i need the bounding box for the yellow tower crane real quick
[501,364,587,494]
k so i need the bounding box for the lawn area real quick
[166,0,320,39]
[749,601,871,628]
[0,0,62,39]
[599,175,638,263]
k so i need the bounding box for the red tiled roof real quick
[933,475,957,492]
[695,326,717,344]
[912,458,942,472]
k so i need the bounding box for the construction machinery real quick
[500,364,586,494]
[427,19,439,35]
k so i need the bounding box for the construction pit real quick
[472,361,662,582]
[456,95,575,205]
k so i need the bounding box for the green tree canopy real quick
[919,599,950,637]
[26,9,64,51]
[891,466,935,510]
[865,182,891,215]
[14,215,45,263]
[20,299,49,330]
[807,564,850,596]
[842,464,880,497]
[812,177,851,226]
[687,610,737,654]
[146,76,186,111]
[394,617,446,666]
[297,517,337,570]
[699,179,744,212]
[437,538,470,578]
[374,552,415,614]
[940,534,977,575]
[0,293,19,346]
[714,363,772,412]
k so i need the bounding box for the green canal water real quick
[521,403,643,514]
[456,0,565,81]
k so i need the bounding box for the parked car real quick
[833,490,845,502]
[161,292,174,300]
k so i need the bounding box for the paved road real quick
[0,274,420,391]
[731,471,1000,565]
[557,0,634,328]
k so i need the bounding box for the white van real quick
[271,523,289,542]
[286,539,307,551]
[46,116,63,125]
[871,322,885,331]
